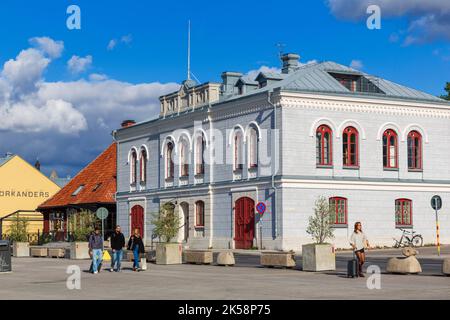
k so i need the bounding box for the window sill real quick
[233,169,243,174]
[194,226,205,230]
[179,175,189,179]
[408,169,423,173]
[383,167,399,171]
[316,164,333,169]
[165,177,174,182]
[343,166,359,170]
[194,173,205,178]
[396,225,413,229]
[331,224,348,229]
[248,165,258,170]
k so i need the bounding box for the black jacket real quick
[110,232,125,250]
[127,235,145,253]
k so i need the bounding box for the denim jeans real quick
[111,249,123,271]
[133,246,140,269]
[92,249,103,273]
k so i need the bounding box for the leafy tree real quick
[151,202,180,243]
[68,210,96,242]
[440,82,450,101]
[306,196,335,244]
[8,215,29,243]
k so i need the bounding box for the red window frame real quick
[316,125,333,166]
[195,201,205,228]
[329,197,348,225]
[395,199,413,227]
[130,150,137,184]
[140,148,147,183]
[383,129,398,169]
[166,142,174,179]
[407,131,422,170]
[342,126,359,167]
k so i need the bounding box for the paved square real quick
[1,254,449,300]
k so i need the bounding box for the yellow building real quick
[0,154,62,241]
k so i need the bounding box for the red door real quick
[130,205,144,237]
[234,197,255,249]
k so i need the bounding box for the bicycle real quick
[393,228,423,248]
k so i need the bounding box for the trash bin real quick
[0,240,12,272]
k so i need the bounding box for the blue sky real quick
[0,0,449,177]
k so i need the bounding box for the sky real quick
[0,0,449,178]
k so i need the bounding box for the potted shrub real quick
[302,196,336,271]
[9,216,30,257]
[151,203,182,265]
[68,211,95,260]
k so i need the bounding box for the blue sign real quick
[256,202,266,215]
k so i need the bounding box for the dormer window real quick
[329,72,384,94]
[72,185,84,196]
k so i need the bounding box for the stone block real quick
[402,247,418,257]
[184,250,213,264]
[261,252,296,268]
[12,242,29,257]
[30,247,48,257]
[442,258,450,276]
[155,243,182,265]
[302,243,336,271]
[70,242,90,260]
[216,252,235,266]
[48,248,65,258]
[386,256,422,274]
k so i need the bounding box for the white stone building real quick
[113,53,450,251]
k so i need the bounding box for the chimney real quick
[221,72,243,95]
[121,120,136,128]
[35,159,41,171]
[281,53,300,74]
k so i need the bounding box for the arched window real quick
[130,149,137,184]
[342,126,359,167]
[395,199,412,227]
[195,200,205,228]
[166,141,174,179]
[248,127,258,168]
[234,130,244,171]
[195,134,205,175]
[140,147,147,183]
[180,138,189,177]
[407,131,422,170]
[383,129,398,169]
[329,197,347,225]
[316,125,333,166]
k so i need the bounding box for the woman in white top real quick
[349,221,370,277]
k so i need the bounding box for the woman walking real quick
[127,228,145,271]
[349,222,370,277]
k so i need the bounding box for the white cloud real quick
[350,59,363,69]
[107,39,117,51]
[67,55,93,74]
[107,34,133,51]
[89,73,108,81]
[29,37,64,58]
[327,0,450,44]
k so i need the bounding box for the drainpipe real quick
[267,90,279,239]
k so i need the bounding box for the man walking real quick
[110,225,125,272]
[89,227,103,274]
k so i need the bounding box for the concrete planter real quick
[443,259,450,276]
[216,251,235,266]
[155,243,182,265]
[302,243,336,271]
[48,248,65,258]
[261,252,296,268]
[70,242,90,260]
[30,247,48,257]
[12,242,30,257]
[184,250,213,265]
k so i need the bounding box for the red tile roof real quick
[38,143,116,209]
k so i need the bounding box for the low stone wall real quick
[216,252,235,266]
[30,247,48,257]
[48,248,65,258]
[184,250,213,265]
[260,252,296,268]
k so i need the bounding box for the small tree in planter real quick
[68,210,96,260]
[9,215,30,257]
[302,196,336,271]
[151,203,182,265]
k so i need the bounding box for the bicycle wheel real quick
[401,237,411,247]
[411,235,423,247]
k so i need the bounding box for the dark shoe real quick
[358,273,365,277]
[132,268,136,272]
